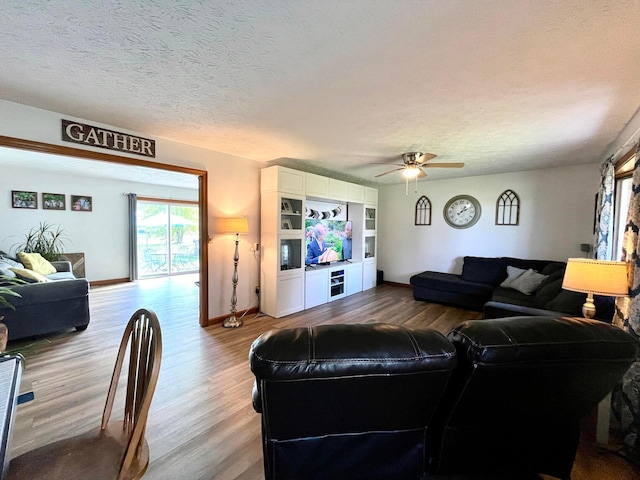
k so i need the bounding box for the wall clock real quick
[443,195,481,229]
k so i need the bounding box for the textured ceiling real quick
[1,1,640,186]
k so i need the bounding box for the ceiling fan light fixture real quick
[402,166,421,178]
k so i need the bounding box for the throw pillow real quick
[0,257,23,278]
[500,266,527,288]
[9,267,50,283]
[510,269,549,295]
[17,252,57,276]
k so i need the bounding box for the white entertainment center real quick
[260,166,378,318]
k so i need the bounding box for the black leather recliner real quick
[249,323,457,480]
[249,317,639,480]
[433,316,639,480]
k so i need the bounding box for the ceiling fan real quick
[374,152,464,179]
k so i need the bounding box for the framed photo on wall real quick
[71,195,92,212]
[42,193,65,210]
[11,190,37,209]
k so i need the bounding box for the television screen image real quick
[305,220,352,265]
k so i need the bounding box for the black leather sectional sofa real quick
[250,319,638,480]
[409,256,614,321]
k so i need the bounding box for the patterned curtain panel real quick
[593,156,615,260]
[613,144,640,464]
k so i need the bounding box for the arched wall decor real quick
[496,189,520,225]
[415,195,432,225]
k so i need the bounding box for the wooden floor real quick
[7,278,640,480]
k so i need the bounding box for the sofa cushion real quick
[546,290,586,317]
[460,257,507,285]
[491,286,536,307]
[0,257,22,278]
[509,269,548,295]
[540,262,566,276]
[46,272,77,281]
[534,277,564,308]
[411,271,495,297]
[9,267,51,283]
[503,257,560,273]
[17,252,57,276]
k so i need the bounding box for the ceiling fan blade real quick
[416,153,437,164]
[375,167,404,177]
[417,169,427,178]
[370,162,405,166]
[422,162,465,168]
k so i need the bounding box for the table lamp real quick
[562,258,628,319]
[216,217,249,328]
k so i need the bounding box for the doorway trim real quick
[0,135,210,327]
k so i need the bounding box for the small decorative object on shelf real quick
[281,200,293,213]
[281,219,293,230]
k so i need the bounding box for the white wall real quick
[377,164,599,283]
[0,99,263,320]
[0,165,197,281]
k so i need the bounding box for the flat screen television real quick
[305,219,352,265]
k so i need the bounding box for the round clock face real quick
[444,195,481,229]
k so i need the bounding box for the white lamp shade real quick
[402,166,420,179]
[562,258,628,297]
[214,217,249,235]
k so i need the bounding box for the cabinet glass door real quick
[280,197,303,231]
[365,207,376,230]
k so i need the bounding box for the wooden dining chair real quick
[6,308,163,480]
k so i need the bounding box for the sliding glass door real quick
[137,201,199,277]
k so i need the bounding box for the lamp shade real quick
[562,258,628,297]
[214,217,249,235]
[402,166,420,179]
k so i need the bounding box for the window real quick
[612,148,636,260]
[137,200,199,277]
[415,196,432,225]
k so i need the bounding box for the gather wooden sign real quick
[61,119,155,158]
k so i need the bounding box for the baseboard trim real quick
[208,307,260,326]
[383,281,411,288]
[89,278,131,287]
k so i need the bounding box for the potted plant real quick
[0,276,23,353]
[12,222,69,261]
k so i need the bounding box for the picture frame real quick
[281,219,293,230]
[71,195,92,212]
[281,200,293,213]
[11,190,37,209]
[42,192,65,210]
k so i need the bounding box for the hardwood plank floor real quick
[7,278,640,479]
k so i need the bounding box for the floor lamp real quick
[219,217,249,328]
